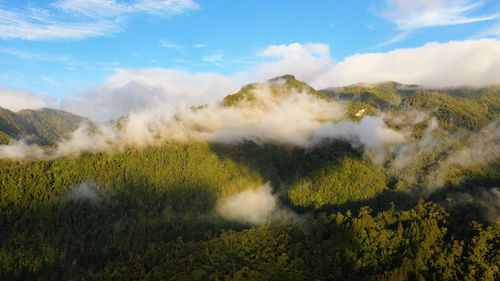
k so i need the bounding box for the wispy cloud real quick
[53,0,199,18]
[372,31,411,48]
[382,0,498,30]
[0,8,118,40]
[159,40,184,51]
[53,0,128,18]
[131,0,199,15]
[0,47,71,61]
[203,53,223,63]
[0,0,199,40]
[203,50,224,63]
[475,20,500,38]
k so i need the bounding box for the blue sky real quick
[1,0,500,119]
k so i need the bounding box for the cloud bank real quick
[255,43,332,84]
[314,39,500,88]
[242,39,500,90]
[60,68,241,121]
[2,39,499,120]
[0,81,408,160]
[0,86,50,112]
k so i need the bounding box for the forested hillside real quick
[321,82,500,130]
[0,76,499,280]
[0,107,87,145]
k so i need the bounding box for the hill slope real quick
[0,107,88,145]
[0,77,499,280]
[321,82,500,131]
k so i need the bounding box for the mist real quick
[217,183,300,225]
[447,188,500,223]
[388,118,500,191]
[62,182,104,204]
[312,116,406,150]
[217,184,277,225]
[0,76,497,202]
[0,81,407,159]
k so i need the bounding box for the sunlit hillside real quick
[0,76,498,280]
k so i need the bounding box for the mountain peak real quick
[267,74,296,82]
[222,75,329,106]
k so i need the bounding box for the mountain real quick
[321,82,500,131]
[0,76,499,280]
[223,74,329,106]
[0,107,88,145]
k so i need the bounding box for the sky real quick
[1,0,500,120]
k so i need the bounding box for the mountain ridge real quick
[0,107,88,145]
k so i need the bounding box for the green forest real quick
[0,76,499,280]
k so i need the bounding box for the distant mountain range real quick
[1,76,499,146]
[321,81,500,131]
[0,107,88,145]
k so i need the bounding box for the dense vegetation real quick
[0,107,87,145]
[322,82,500,130]
[0,77,499,280]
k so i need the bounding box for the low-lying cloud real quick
[389,119,500,191]
[313,116,406,150]
[61,182,104,204]
[217,184,278,225]
[217,183,300,225]
[60,68,242,121]
[447,187,500,223]
[0,81,408,160]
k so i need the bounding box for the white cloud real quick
[315,39,500,88]
[54,0,199,18]
[159,40,184,51]
[203,53,223,63]
[0,86,49,111]
[4,39,500,120]
[0,8,118,40]
[476,20,500,38]
[382,0,498,30]
[53,0,128,18]
[0,0,199,40]
[59,68,241,120]
[258,42,329,58]
[1,82,349,158]
[313,116,406,150]
[251,40,500,88]
[203,49,225,63]
[217,184,277,225]
[0,47,71,61]
[132,0,199,15]
[373,31,411,48]
[254,43,333,83]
